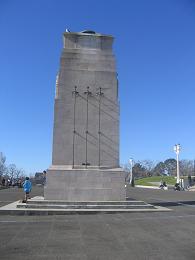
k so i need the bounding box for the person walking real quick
[23,177,32,202]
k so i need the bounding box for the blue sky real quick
[0,0,195,174]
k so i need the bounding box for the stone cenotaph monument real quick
[44,30,125,201]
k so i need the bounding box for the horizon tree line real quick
[0,152,25,182]
[122,158,195,180]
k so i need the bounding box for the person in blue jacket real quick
[23,177,32,202]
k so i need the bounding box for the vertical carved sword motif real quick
[96,87,104,168]
[72,86,79,168]
[84,86,92,168]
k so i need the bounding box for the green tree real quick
[133,163,147,178]
[179,160,193,176]
[140,160,155,176]
[153,162,165,176]
[164,158,176,176]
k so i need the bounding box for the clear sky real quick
[1,0,195,174]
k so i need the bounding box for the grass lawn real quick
[135,176,176,186]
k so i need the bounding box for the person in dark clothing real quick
[188,174,192,187]
[2,178,5,186]
[174,183,180,191]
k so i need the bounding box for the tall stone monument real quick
[44,30,125,201]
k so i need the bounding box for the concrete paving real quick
[1,186,195,259]
[0,186,43,207]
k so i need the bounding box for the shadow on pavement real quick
[152,200,195,207]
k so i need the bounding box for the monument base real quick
[44,165,125,201]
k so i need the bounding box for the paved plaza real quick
[1,186,195,260]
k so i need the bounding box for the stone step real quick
[17,203,154,210]
[26,200,146,206]
[0,197,171,215]
[0,207,170,216]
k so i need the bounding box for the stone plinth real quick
[44,166,125,201]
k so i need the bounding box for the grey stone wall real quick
[52,32,119,168]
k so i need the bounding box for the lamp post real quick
[174,144,180,184]
[129,158,134,184]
